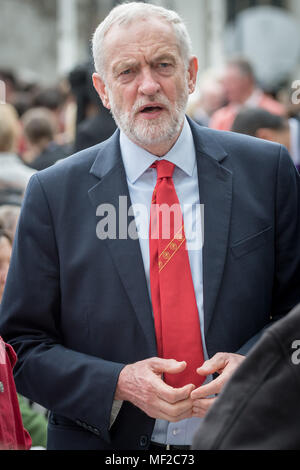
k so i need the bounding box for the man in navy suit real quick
[1,2,300,450]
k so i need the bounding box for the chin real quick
[132,114,185,146]
[111,98,187,149]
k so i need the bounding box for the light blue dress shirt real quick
[119,118,210,445]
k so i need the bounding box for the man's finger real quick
[150,358,196,403]
[151,358,187,375]
[157,380,196,404]
[196,353,229,376]
[190,376,223,399]
[157,399,194,423]
[192,397,216,417]
[159,395,193,419]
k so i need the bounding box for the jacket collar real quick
[89,116,229,181]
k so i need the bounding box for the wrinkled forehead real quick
[102,17,181,68]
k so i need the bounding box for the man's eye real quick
[157,63,174,73]
[120,69,132,75]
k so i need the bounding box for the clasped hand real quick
[115,353,244,421]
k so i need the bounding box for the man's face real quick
[93,17,197,154]
[222,66,253,104]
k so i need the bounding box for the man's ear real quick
[92,73,111,110]
[187,56,198,95]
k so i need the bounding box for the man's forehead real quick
[111,46,179,67]
[103,16,178,52]
[103,19,181,72]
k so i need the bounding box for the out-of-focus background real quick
[1,0,300,90]
[0,0,300,449]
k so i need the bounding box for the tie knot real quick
[152,160,175,180]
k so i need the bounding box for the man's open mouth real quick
[139,105,164,114]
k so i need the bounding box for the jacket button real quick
[139,435,148,447]
[0,382,4,393]
[92,427,101,436]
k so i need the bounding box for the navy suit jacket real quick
[1,118,300,450]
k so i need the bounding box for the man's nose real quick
[138,68,161,96]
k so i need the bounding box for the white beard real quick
[107,85,189,148]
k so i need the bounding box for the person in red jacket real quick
[0,336,32,450]
[209,58,285,131]
[0,228,31,450]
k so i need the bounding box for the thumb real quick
[151,358,187,374]
[165,360,187,374]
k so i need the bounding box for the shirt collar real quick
[120,117,196,184]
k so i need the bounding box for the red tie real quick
[149,160,205,388]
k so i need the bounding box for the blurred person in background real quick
[0,333,32,450]
[0,205,21,240]
[192,302,300,450]
[69,61,116,152]
[210,58,285,131]
[31,85,73,148]
[0,103,35,206]
[0,229,12,305]
[21,107,69,171]
[232,107,300,172]
[0,70,18,105]
[12,79,42,119]
[187,70,226,127]
[0,229,30,450]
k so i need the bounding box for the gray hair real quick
[92,2,193,80]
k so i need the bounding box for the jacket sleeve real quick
[0,174,124,444]
[236,145,300,356]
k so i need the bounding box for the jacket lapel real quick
[88,132,157,356]
[87,122,233,349]
[189,121,233,334]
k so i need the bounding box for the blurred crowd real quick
[0,62,117,207]
[0,55,300,449]
[188,58,300,171]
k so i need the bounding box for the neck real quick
[237,86,255,105]
[24,139,51,162]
